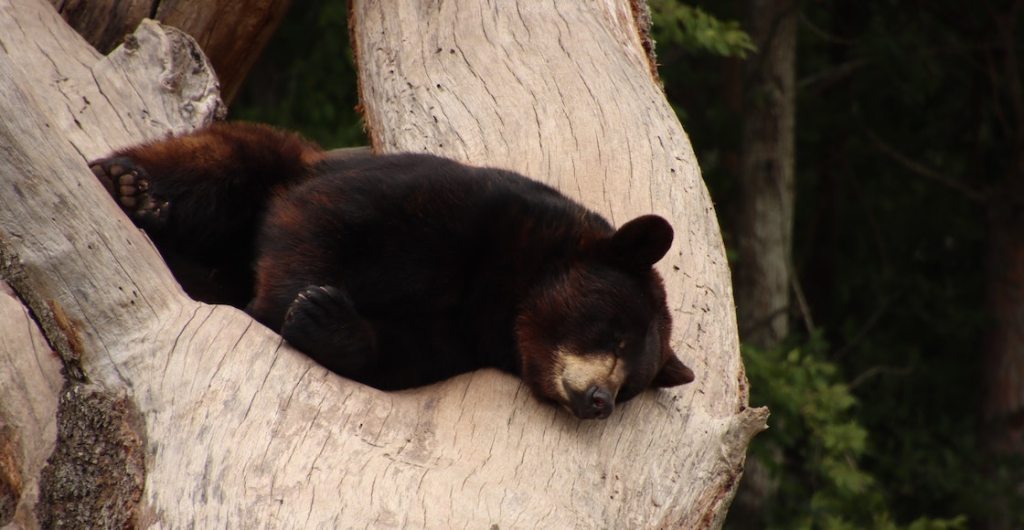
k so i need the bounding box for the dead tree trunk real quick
[0,0,766,528]
[49,0,293,103]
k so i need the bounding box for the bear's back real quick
[251,153,614,382]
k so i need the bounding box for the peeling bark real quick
[36,385,146,530]
[0,425,22,526]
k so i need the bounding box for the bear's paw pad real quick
[90,156,169,226]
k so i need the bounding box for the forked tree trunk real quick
[0,0,766,528]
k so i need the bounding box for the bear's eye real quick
[615,339,628,354]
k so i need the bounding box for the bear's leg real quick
[279,285,378,376]
[89,122,321,259]
[90,123,322,305]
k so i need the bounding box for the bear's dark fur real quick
[92,122,694,419]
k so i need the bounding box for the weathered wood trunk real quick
[0,0,766,527]
[49,0,293,103]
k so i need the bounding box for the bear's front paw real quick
[283,285,357,330]
[90,156,169,227]
[282,285,376,375]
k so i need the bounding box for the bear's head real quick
[516,215,695,419]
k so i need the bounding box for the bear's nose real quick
[589,386,613,418]
[569,386,614,419]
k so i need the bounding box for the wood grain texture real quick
[351,0,766,526]
[153,0,292,102]
[0,0,765,527]
[49,0,293,102]
[352,0,746,416]
[48,0,151,56]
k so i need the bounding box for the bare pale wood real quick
[350,1,766,526]
[49,0,293,102]
[47,0,151,55]
[0,0,765,528]
[351,0,747,416]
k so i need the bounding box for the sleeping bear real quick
[91,122,694,419]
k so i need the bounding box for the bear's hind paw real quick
[90,156,169,227]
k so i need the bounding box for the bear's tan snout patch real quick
[551,347,627,403]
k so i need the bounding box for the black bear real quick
[91,122,694,419]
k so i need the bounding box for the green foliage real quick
[231,0,366,148]
[742,335,967,530]
[658,0,1024,527]
[649,1,755,58]
[234,0,754,147]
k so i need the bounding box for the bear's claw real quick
[282,285,377,375]
[90,156,169,227]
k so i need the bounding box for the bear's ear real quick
[652,355,695,387]
[608,215,674,270]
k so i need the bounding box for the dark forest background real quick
[231,1,1024,528]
